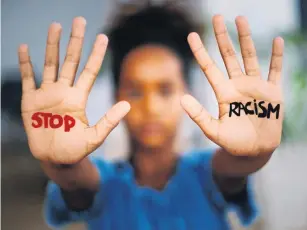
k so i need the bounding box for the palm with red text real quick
[19,17,130,164]
[181,15,284,156]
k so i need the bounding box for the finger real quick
[85,101,130,151]
[59,17,86,86]
[268,37,284,85]
[187,32,225,94]
[18,44,36,93]
[76,34,108,93]
[213,15,243,79]
[181,94,219,141]
[42,22,62,84]
[235,16,261,77]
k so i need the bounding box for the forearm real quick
[212,147,272,195]
[41,157,100,211]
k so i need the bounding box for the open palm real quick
[181,15,284,156]
[19,17,130,164]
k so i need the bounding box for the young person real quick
[18,6,284,230]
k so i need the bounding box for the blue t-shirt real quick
[44,148,258,230]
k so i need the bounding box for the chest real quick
[89,175,228,230]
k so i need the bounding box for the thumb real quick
[181,94,219,141]
[85,101,130,152]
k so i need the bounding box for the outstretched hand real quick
[181,15,284,156]
[19,17,130,164]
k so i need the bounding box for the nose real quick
[143,93,162,116]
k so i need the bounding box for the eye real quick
[127,88,142,99]
[159,85,173,97]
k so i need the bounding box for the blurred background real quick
[1,0,307,229]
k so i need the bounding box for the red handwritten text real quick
[32,112,75,132]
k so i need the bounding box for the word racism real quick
[229,100,280,119]
[32,112,76,132]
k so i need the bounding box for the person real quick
[18,5,284,230]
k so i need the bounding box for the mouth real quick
[141,123,164,136]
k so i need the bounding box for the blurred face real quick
[117,45,186,148]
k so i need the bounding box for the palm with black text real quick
[181,15,284,156]
[19,17,130,164]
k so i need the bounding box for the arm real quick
[18,17,130,227]
[182,15,284,226]
[43,157,115,228]
[212,147,272,196]
[41,158,100,211]
[189,149,259,226]
[211,148,271,224]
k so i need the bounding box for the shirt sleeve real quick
[189,148,259,227]
[43,157,114,229]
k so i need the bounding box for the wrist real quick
[40,158,99,191]
[213,172,247,196]
[213,148,273,176]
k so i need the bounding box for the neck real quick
[130,141,178,190]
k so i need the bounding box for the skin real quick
[118,45,185,149]
[18,14,284,210]
[117,45,186,188]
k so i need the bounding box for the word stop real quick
[32,112,76,132]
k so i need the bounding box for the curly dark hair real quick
[106,5,203,90]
